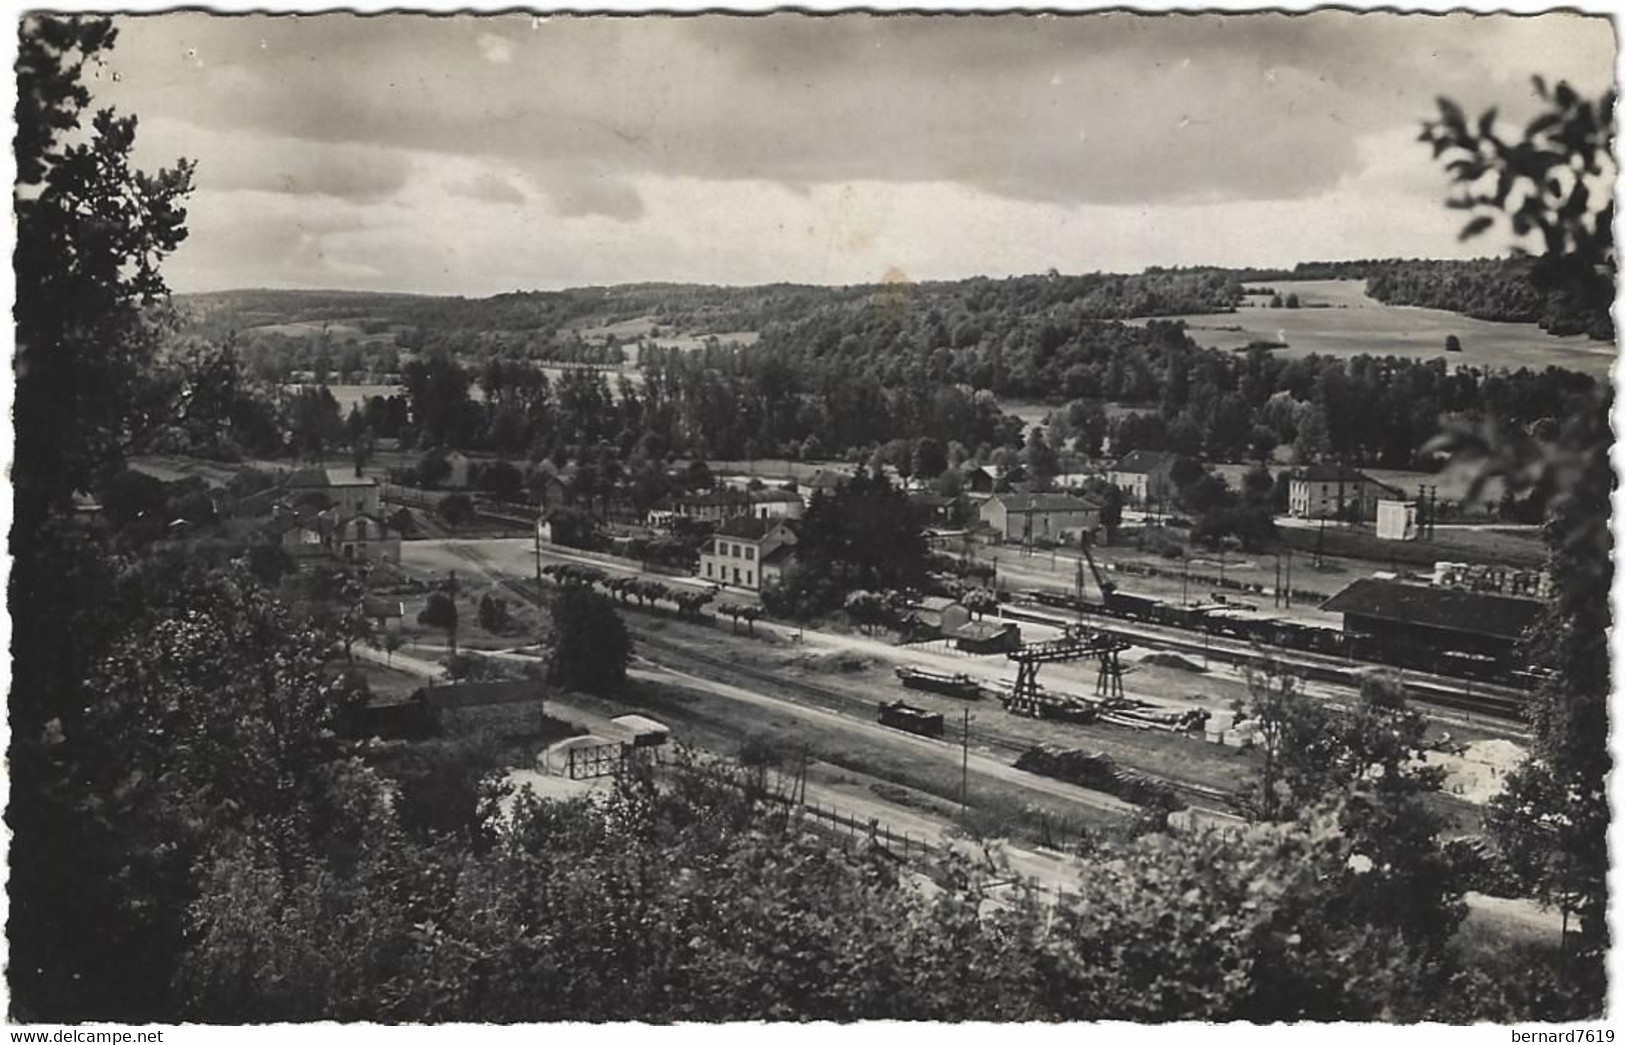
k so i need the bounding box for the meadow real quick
[1130,279,1616,378]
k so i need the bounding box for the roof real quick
[762,543,797,565]
[285,467,377,489]
[1320,578,1543,639]
[1291,463,1373,485]
[679,489,752,508]
[609,714,670,738]
[808,470,849,490]
[749,488,804,504]
[715,515,780,540]
[988,492,1099,513]
[949,620,1016,641]
[1111,450,1180,474]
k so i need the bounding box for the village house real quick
[261,512,330,558]
[334,512,402,564]
[667,488,754,523]
[749,487,805,520]
[908,490,961,527]
[1107,450,1181,506]
[442,450,473,489]
[1287,463,1383,520]
[979,491,1100,543]
[698,515,797,592]
[805,469,851,498]
[364,596,406,635]
[285,467,382,517]
[258,505,400,564]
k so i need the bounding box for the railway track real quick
[998,602,1527,725]
[630,629,1234,809]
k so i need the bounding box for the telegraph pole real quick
[533,507,544,591]
[961,709,971,811]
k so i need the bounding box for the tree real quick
[1423,77,1615,981]
[960,587,998,620]
[549,587,632,695]
[1095,483,1125,545]
[843,590,891,635]
[418,589,459,657]
[477,592,513,635]
[1234,661,1338,824]
[14,14,195,533]
[787,469,928,613]
[912,437,947,480]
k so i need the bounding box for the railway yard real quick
[387,535,1530,862]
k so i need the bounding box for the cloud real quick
[449,171,527,206]
[135,121,414,203]
[546,176,645,222]
[103,12,1615,210]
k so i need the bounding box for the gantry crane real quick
[1003,624,1133,718]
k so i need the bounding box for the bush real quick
[439,494,475,526]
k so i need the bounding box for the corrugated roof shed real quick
[1320,578,1542,640]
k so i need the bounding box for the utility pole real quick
[1284,546,1293,608]
[961,709,971,812]
[1274,553,1281,609]
[533,507,544,591]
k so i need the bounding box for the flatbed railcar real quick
[894,665,984,700]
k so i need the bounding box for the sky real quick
[76,11,1619,296]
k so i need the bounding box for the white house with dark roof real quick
[1288,463,1385,520]
[698,516,797,591]
[1107,450,1182,506]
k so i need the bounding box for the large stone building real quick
[979,492,1100,542]
[285,467,382,517]
[1287,463,1380,520]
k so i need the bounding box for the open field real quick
[1130,279,1615,377]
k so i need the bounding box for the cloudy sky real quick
[86,11,1616,296]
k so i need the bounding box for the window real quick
[714,540,724,556]
[745,546,755,561]
[746,570,753,586]
[732,543,741,558]
[733,567,741,584]
[706,563,713,578]
[356,519,368,540]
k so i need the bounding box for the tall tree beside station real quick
[1422,76,1614,1006]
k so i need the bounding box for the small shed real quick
[948,620,1021,655]
[609,714,671,749]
